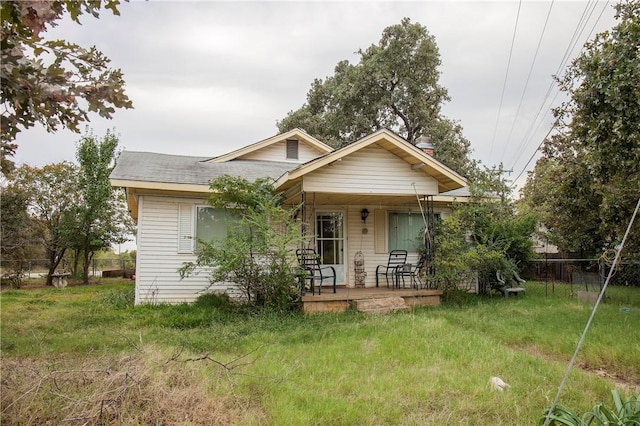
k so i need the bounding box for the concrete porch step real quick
[351,296,410,314]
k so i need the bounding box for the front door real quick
[316,212,345,284]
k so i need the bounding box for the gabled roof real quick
[206,128,333,163]
[274,128,468,193]
[110,151,297,191]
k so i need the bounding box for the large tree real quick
[0,0,132,175]
[0,184,41,284]
[10,162,80,285]
[72,130,133,284]
[521,1,640,257]
[277,18,475,177]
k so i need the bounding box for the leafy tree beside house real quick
[180,176,303,312]
[435,168,537,294]
[5,130,134,285]
[72,130,134,284]
[521,1,640,258]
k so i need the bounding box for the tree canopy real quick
[0,0,132,175]
[521,1,640,257]
[5,130,134,284]
[10,162,80,285]
[73,130,134,284]
[277,18,476,177]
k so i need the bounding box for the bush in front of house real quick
[433,171,537,295]
[180,176,303,313]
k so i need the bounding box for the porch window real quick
[388,212,425,252]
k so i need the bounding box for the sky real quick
[12,0,618,190]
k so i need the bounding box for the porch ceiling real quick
[284,192,442,207]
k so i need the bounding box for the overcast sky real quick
[12,0,618,189]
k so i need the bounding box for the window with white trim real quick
[195,206,235,250]
[178,204,235,253]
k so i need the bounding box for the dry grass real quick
[1,346,266,425]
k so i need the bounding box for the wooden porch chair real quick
[375,250,408,288]
[496,270,526,297]
[296,248,336,295]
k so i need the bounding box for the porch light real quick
[361,208,369,223]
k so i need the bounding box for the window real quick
[316,212,344,266]
[178,204,236,254]
[388,212,426,252]
[286,139,299,160]
[195,206,235,249]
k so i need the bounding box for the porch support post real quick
[301,191,307,240]
[311,192,317,249]
[424,195,436,278]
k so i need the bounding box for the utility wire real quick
[509,124,555,188]
[488,0,522,161]
[499,0,595,171]
[500,1,555,164]
[542,197,640,426]
[507,1,610,185]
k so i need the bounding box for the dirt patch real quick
[579,363,640,393]
[511,343,640,393]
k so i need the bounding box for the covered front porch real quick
[272,129,469,312]
[301,286,443,314]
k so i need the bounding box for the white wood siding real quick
[303,145,438,195]
[344,204,452,288]
[135,195,240,304]
[239,140,324,163]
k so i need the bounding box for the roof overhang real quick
[110,179,211,221]
[282,192,470,207]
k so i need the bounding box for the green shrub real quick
[541,389,640,425]
[180,176,303,313]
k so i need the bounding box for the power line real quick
[507,1,611,185]
[488,0,522,161]
[509,124,555,188]
[500,1,555,164]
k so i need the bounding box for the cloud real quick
[12,0,617,190]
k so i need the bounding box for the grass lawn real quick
[1,279,639,424]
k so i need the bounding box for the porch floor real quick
[301,286,443,314]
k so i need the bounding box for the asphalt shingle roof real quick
[110,151,298,186]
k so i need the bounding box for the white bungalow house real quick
[110,128,469,305]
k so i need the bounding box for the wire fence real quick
[1,257,136,284]
[522,258,640,293]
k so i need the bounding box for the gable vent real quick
[286,139,299,160]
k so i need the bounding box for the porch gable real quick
[302,143,439,196]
